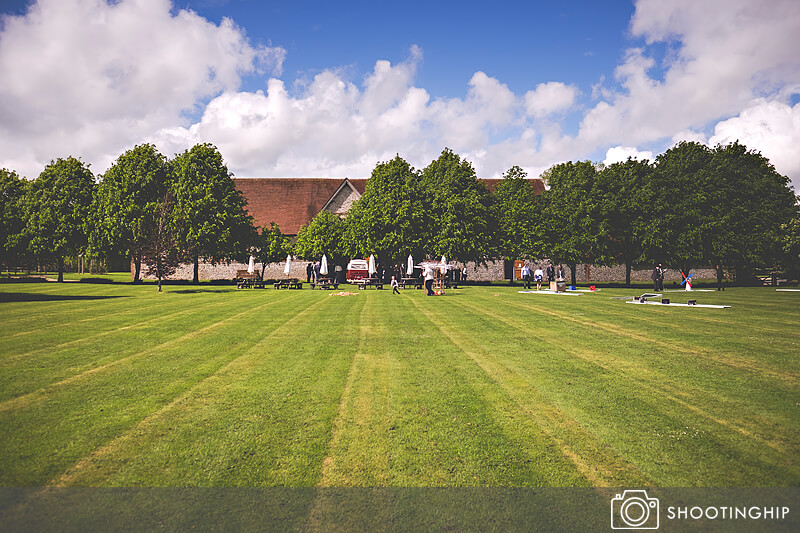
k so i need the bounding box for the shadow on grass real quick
[170,289,233,294]
[0,293,130,303]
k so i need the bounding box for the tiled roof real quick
[233,177,544,235]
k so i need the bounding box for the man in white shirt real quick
[520,264,531,289]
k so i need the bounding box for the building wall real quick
[142,258,716,283]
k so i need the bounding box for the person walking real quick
[521,263,531,289]
[534,266,544,290]
[391,275,400,294]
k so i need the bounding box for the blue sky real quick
[0,0,798,186]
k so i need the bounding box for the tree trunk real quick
[625,263,632,287]
[57,256,64,283]
[193,255,199,284]
[133,254,142,284]
[716,264,724,291]
[569,262,577,286]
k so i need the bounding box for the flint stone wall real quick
[138,259,716,283]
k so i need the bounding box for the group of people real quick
[651,264,664,291]
[520,262,565,290]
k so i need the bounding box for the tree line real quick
[1,141,798,289]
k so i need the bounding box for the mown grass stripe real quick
[51,296,335,487]
[456,297,794,459]
[499,294,798,384]
[408,295,652,487]
[0,294,297,413]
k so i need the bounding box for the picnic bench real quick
[310,278,339,290]
[400,277,422,289]
[236,270,266,289]
[274,278,303,289]
[356,278,384,290]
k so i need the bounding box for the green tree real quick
[595,158,656,286]
[25,157,95,282]
[345,155,428,265]
[649,141,714,277]
[780,215,800,281]
[91,144,170,282]
[293,210,348,265]
[540,161,601,286]
[171,144,257,283]
[0,169,29,272]
[492,165,544,261]
[420,148,496,264]
[705,142,797,283]
[254,223,292,279]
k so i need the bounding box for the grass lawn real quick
[0,281,797,487]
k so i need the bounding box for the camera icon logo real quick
[610,490,660,529]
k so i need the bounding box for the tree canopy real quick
[254,223,292,279]
[171,143,257,283]
[345,155,428,265]
[25,157,95,282]
[492,165,544,261]
[0,169,28,269]
[420,148,496,264]
[91,144,170,282]
[294,210,348,265]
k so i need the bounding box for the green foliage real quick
[0,168,29,268]
[492,165,544,260]
[294,210,348,264]
[540,161,601,283]
[780,215,800,280]
[171,143,257,282]
[91,144,170,282]
[345,155,427,264]
[704,142,797,280]
[254,223,292,279]
[420,148,496,264]
[595,158,656,285]
[25,157,95,282]
[648,141,714,275]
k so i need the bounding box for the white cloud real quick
[579,0,800,147]
[524,82,579,117]
[0,0,283,178]
[603,146,654,166]
[708,99,800,185]
[1,0,798,189]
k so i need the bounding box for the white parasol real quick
[247,255,255,274]
[321,254,329,276]
[368,254,377,276]
[407,254,414,276]
[440,255,448,274]
[283,254,292,276]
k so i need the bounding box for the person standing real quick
[534,266,544,290]
[546,263,555,283]
[391,275,400,294]
[521,263,531,289]
[313,261,321,283]
[423,263,435,296]
[556,265,565,281]
[306,262,313,283]
[652,264,664,291]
